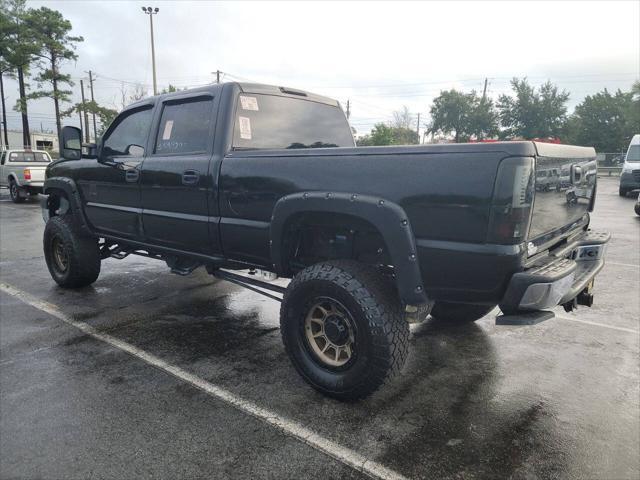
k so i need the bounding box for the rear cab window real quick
[8,152,51,163]
[232,94,354,150]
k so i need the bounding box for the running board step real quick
[495,310,555,326]
[212,270,285,302]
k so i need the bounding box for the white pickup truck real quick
[0,149,52,203]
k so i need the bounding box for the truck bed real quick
[219,141,596,304]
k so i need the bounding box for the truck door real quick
[139,93,219,254]
[80,105,154,238]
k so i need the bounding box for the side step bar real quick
[212,270,286,302]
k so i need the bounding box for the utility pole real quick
[482,78,488,102]
[416,113,420,143]
[346,100,350,119]
[141,7,160,95]
[217,70,220,84]
[78,107,83,141]
[86,70,98,139]
[80,80,90,143]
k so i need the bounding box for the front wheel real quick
[619,187,629,197]
[280,261,409,401]
[43,215,101,288]
[430,302,496,323]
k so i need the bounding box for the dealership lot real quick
[0,177,638,480]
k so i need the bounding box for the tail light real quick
[487,157,534,244]
[23,169,31,180]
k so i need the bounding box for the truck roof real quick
[126,81,340,111]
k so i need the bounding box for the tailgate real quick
[29,166,47,182]
[528,143,597,248]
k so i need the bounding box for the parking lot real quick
[0,176,638,480]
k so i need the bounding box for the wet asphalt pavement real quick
[0,177,638,480]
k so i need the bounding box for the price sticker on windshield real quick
[162,120,174,140]
[238,116,252,139]
[240,96,259,111]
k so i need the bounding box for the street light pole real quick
[141,6,159,95]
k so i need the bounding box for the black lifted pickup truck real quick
[41,82,609,400]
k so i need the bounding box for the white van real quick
[619,134,640,197]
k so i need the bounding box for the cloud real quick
[3,0,638,134]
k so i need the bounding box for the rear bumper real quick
[500,230,610,312]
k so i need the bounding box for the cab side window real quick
[102,107,153,158]
[154,97,213,155]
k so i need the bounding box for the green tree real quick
[428,89,498,142]
[564,88,634,152]
[356,122,418,146]
[160,83,184,94]
[1,0,39,147]
[23,6,83,140]
[391,127,418,145]
[469,95,499,140]
[63,100,117,138]
[626,80,640,136]
[498,78,569,139]
[357,123,394,146]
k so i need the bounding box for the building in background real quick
[1,130,59,154]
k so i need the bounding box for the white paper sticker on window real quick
[240,96,259,111]
[162,120,174,140]
[239,116,252,139]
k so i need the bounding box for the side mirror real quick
[60,126,82,160]
[125,144,145,157]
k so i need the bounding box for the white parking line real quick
[555,314,639,335]
[0,282,407,480]
[607,261,640,269]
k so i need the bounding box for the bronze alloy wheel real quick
[52,235,69,273]
[304,297,356,368]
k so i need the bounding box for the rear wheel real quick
[9,180,24,203]
[430,302,495,323]
[43,215,101,288]
[280,260,409,400]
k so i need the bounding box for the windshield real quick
[626,145,640,162]
[232,94,354,150]
[9,152,51,163]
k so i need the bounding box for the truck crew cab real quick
[40,82,609,400]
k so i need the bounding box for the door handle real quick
[125,169,139,183]
[182,170,200,186]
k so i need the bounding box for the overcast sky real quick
[3,0,639,136]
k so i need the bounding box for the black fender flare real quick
[269,191,428,305]
[42,177,92,233]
